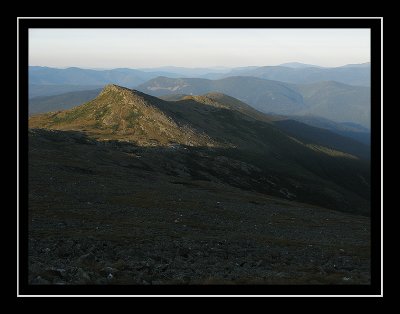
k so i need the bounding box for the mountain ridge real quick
[161,92,370,159]
[29,86,371,145]
[30,84,217,147]
[29,85,371,215]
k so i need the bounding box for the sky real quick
[29,29,370,69]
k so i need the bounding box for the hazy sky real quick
[29,29,370,68]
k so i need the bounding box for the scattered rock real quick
[100,266,118,276]
[151,280,164,285]
[56,246,70,258]
[54,280,67,285]
[178,247,191,258]
[76,268,91,282]
[77,252,96,267]
[43,268,66,279]
[32,276,50,285]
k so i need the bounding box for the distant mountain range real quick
[277,62,324,68]
[291,80,370,128]
[29,85,370,215]
[29,62,370,92]
[29,84,103,98]
[29,89,102,115]
[138,66,231,77]
[29,66,183,90]
[221,63,370,86]
[138,76,370,128]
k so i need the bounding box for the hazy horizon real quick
[28,61,371,70]
[29,29,370,68]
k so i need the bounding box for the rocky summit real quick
[29,84,216,147]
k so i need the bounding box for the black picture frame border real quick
[18,17,382,296]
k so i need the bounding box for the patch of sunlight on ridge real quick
[306,144,359,160]
[287,136,359,160]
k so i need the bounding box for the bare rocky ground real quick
[28,129,370,285]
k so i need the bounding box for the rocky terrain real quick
[28,129,370,285]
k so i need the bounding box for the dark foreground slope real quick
[28,129,370,284]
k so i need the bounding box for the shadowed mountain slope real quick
[165,93,370,159]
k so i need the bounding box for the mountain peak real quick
[278,62,322,68]
[99,84,151,102]
[100,84,130,94]
[181,95,229,109]
[29,86,217,147]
